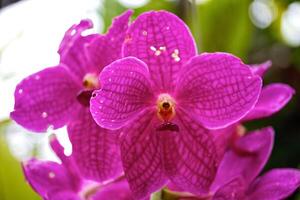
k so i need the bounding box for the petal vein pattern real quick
[161,109,218,195]
[68,107,123,182]
[90,57,154,130]
[120,108,167,199]
[175,53,262,129]
[123,11,197,92]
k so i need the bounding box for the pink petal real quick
[22,137,81,198]
[250,60,272,77]
[175,53,262,129]
[212,177,246,200]
[120,108,167,199]
[86,10,133,72]
[243,83,295,121]
[10,66,80,132]
[247,169,300,199]
[161,109,218,195]
[90,57,154,130]
[92,180,135,200]
[22,159,73,198]
[211,127,274,191]
[58,19,99,81]
[68,107,123,182]
[123,10,197,92]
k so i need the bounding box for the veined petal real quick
[161,109,218,195]
[212,177,246,200]
[90,57,154,130]
[68,108,123,182]
[123,10,197,92]
[247,169,300,200]
[211,127,274,191]
[120,109,167,199]
[10,66,80,132]
[59,19,99,81]
[86,10,133,72]
[47,191,80,200]
[175,53,262,129]
[250,60,272,77]
[243,83,295,121]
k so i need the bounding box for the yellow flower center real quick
[157,93,176,122]
[82,73,99,89]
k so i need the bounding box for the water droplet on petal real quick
[108,78,112,82]
[166,26,170,30]
[48,172,55,179]
[142,30,148,36]
[150,46,157,51]
[42,112,48,118]
[35,75,40,80]
[18,89,23,94]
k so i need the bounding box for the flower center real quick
[157,93,176,122]
[82,73,99,89]
[77,73,100,107]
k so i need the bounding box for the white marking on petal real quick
[48,172,55,179]
[42,112,48,118]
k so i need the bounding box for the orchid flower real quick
[90,11,262,198]
[22,136,136,200]
[11,10,133,182]
[213,61,295,158]
[200,128,300,200]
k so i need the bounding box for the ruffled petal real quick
[59,19,99,81]
[92,180,135,200]
[250,60,272,77]
[90,57,154,130]
[175,53,262,129]
[120,109,167,199]
[243,83,295,121]
[10,66,80,132]
[212,177,246,200]
[86,10,133,72]
[161,109,218,195]
[247,169,300,200]
[123,10,197,92]
[211,127,274,191]
[68,108,123,182]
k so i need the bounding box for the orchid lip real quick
[156,122,179,132]
[77,89,94,107]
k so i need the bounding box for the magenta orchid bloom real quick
[90,11,262,198]
[211,127,300,200]
[178,127,300,200]
[11,10,133,183]
[23,136,136,200]
[213,61,295,158]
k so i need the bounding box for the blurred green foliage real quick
[0,120,40,200]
